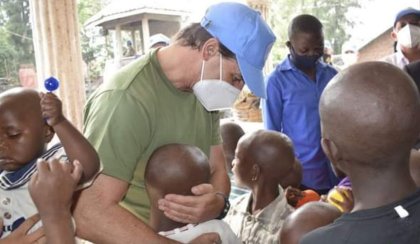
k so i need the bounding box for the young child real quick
[301,62,420,243]
[220,122,245,173]
[144,143,240,244]
[220,122,249,201]
[280,201,341,244]
[224,130,295,243]
[0,88,100,238]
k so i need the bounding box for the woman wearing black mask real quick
[262,14,339,196]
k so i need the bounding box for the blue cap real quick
[394,8,420,27]
[200,2,276,98]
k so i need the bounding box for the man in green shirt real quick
[73,2,276,243]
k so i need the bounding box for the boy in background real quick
[262,14,338,195]
[220,122,248,201]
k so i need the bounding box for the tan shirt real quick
[224,186,294,243]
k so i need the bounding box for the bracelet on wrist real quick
[215,192,230,220]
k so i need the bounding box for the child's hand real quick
[0,214,45,244]
[29,159,83,217]
[40,92,65,127]
[285,186,303,207]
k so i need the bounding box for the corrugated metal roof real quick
[85,0,190,27]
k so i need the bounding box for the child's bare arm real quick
[40,92,100,183]
[0,215,45,244]
[29,159,84,244]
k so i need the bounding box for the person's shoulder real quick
[319,62,338,74]
[300,222,340,244]
[382,52,399,66]
[266,58,293,85]
[405,60,420,75]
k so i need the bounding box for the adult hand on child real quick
[40,92,65,127]
[29,159,83,217]
[158,183,225,224]
[0,214,45,244]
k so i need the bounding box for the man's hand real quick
[0,214,45,244]
[188,233,221,244]
[158,184,224,224]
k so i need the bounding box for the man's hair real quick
[288,14,323,39]
[175,23,235,59]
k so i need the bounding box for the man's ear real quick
[391,29,398,41]
[201,38,219,61]
[251,163,260,182]
[44,124,55,143]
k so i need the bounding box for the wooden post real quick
[141,17,150,53]
[29,0,85,130]
[114,25,123,60]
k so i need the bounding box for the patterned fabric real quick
[0,143,65,190]
[224,186,294,243]
[0,144,67,238]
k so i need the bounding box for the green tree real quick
[269,0,361,65]
[0,29,17,79]
[0,0,33,65]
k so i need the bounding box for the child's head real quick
[232,130,295,190]
[286,14,324,70]
[145,143,210,231]
[0,88,54,171]
[280,201,341,244]
[280,158,302,189]
[220,122,245,173]
[320,62,420,177]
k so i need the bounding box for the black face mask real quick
[289,46,321,70]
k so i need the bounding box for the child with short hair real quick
[220,122,249,201]
[145,143,240,244]
[280,201,341,244]
[0,88,100,238]
[224,130,295,243]
[301,62,420,243]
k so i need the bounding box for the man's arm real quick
[72,173,177,244]
[158,144,229,224]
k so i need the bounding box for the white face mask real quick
[193,54,241,111]
[397,24,420,49]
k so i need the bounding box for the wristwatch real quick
[215,192,230,220]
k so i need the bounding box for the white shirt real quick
[159,219,241,244]
[382,49,409,69]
